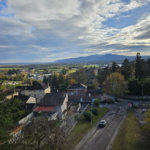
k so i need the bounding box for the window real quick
[71,92,73,95]
[39,94,42,97]
[34,94,36,97]
[89,93,91,97]
[80,98,83,102]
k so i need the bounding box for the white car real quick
[99,120,107,127]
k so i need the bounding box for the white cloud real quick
[0,0,150,62]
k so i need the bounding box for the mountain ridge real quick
[54,54,150,63]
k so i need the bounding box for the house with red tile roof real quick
[33,92,68,119]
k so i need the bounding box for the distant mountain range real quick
[54,54,150,63]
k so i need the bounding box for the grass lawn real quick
[72,107,107,144]
[112,110,142,150]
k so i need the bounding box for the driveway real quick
[75,104,128,150]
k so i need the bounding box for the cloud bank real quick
[0,0,150,62]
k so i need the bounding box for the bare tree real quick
[11,117,75,150]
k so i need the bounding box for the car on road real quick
[99,120,107,127]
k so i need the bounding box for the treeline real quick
[111,52,150,96]
[43,67,98,91]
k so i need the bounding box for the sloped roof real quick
[16,83,48,90]
[39,92,66,106]
[26,97,36,104]
[33,106,54,112]
[67,83,87,90]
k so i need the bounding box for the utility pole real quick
[113,84,116,102]
[141,84,143,101]
[91,103,92,127]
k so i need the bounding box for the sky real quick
[0,0,150,63]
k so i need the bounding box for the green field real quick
[0,68,23,70]
[83,64,99,68]
[72,107,107,144]
[112,111,142,150]
[68,68,77,73]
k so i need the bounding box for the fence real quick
[76,103,81,112]
[119,95,150,100]
[18,112,33,124]
[48,112,58,121]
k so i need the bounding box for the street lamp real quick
[91,103,92,127]
[113,84,116,102]
[141,84,143,100]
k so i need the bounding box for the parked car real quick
[99,120,107,127]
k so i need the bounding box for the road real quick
[76,103,128,150]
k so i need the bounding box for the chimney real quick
[31,81,33,86]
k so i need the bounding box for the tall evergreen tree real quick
[147,58,150,77]
[135,52,145,79]
[121,58,132,80]
[112,61,117,73]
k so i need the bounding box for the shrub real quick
[91,108,98,116]
[94,99,100,107]
[84,111,93,121]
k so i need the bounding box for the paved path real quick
[75,105,127,150]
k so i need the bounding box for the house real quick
[0,88,19,100]
[33,92,68,119]
[15,95,37,113]
[67,83,102,103]
[16,82,51,103]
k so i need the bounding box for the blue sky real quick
[0,0,150,62]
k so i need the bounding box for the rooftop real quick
[16,82,49,90]
[33,106,54,112]
[40,92,67,106]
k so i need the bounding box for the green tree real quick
[143,77,150,96]
[112,61,117,73]
[62,68,67,75]
[88,79,99,89]
[103,73,128,99]
[0,97,24,146]
[135,52,145,79]
[91,108,98,116]
[121,58,132,80]
[128,78,141,95]
[84,111,93,121]
[93,99,100,107]
[146,58,150,77]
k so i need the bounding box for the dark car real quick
[99,120,107,127]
